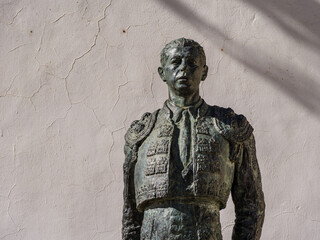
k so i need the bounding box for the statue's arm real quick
[231,134,265,240]
[122,144,143,240]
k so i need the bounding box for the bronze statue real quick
[122,38,265,240]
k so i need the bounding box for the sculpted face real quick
[158,46,208,96]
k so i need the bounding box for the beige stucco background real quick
[1,0,320,239]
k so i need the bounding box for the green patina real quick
[122,38,265,240]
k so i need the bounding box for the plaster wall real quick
[1,0,320,239]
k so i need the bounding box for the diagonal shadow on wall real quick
[240,0,320,51]
[155,0,320,117]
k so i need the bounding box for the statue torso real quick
[134,104,238,213]
[124,100,254,240]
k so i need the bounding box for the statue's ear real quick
[201,65,208,81]
[158,67,166,82]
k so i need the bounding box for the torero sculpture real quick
[122,38,265,240]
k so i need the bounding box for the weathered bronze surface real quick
[122,38,265,240]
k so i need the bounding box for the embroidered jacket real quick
[122,100,265,240]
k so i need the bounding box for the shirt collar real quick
[163,98,209,122]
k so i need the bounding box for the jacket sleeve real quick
[231,134,265,240]
[122,143,143,240]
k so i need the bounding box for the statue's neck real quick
[168,91,201,108]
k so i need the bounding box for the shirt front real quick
[164,98,207,195]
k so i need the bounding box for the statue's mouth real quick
[176,78,190,88]
[176,77,189,83]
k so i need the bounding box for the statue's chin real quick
[175,86,195,96]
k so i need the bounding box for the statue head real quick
[158,38,208,97]
[160,38,206,67]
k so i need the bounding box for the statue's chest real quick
[134,114,236,208]
[136,115,230,177]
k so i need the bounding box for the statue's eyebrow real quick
[170,54,182,59]
[185,55,196,59]
[169,56,182,63]
[170,54,194,59]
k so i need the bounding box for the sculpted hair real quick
[160,38,206,66]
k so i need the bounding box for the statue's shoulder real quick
[125,109,159,147]
[210,105,253,142]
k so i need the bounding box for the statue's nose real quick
[179,59,188,71]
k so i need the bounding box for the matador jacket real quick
[122,100,265,240]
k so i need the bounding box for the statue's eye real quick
[171,58,181,65]
[188,59,197,66]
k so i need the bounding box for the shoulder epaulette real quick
[212,106,253,143]
[125,109,159,147]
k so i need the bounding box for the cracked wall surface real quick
[1,0,320,239]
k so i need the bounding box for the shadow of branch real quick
[241,0,320,52]
[155,0,320,117]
